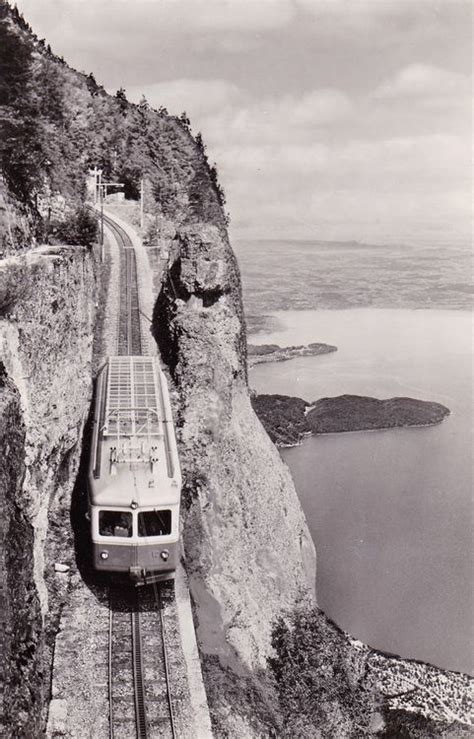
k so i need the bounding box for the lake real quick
[249,306,473,675]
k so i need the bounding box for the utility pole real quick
[140,178,144,230]
[99,183,104,262]
[98,180,124,263]
[88,166,102,203]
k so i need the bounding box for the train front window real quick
[138,510,172,537]
[99,510,133,538]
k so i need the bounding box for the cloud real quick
[215,88,353,144]
[130,79,353,147]
[373,64,470,100]
[128,71,470,243]
[217,134,469,184]
[295,0,471,33]
[171,0,293,32]
[127,78,244,118]
[292,89,353,124]
[16,0,294,36]
[217,132,471,242]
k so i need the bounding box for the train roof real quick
[89,356,181,508]
[105,355,161,437]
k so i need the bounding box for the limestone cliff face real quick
[0,180,35,257]
[153,224,316,678]
[0,245,95,735]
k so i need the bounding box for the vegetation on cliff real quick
[269,605,473,738]
[270,607,379,736]
[253,393,450,446]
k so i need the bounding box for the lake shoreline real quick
[274,418,452,448]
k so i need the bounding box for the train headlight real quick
[130,500,138,510]
[161,550,169,561]
[100,551,109,560]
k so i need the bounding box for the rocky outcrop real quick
[0,245,95,736]
[253,393,450,446]
[152,223,316,730]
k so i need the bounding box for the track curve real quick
[101,211,142,356]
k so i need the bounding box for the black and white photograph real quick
[0,0,472,736]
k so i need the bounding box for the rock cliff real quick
[0,245,96,735]
[152,223,316,731]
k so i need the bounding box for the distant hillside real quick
[0,0,227,254]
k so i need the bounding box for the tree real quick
[138,94,149,111]
[47,205,98,247]
[209,163,226,207]
[179,111,191,130]
[0,7,44,201]
[85,72,98,95]
[115,87,128,114]
[195,131,206,153]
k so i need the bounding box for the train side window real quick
[138,510,172,537]
[99,510,133,538]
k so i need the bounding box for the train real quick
[87,355,181,586]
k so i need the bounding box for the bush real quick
[269,606,379,737]
[47,205,98,247]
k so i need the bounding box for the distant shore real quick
[248,341,337,367]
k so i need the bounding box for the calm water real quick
[250,308,473,674]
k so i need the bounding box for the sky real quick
[14,0,472,244]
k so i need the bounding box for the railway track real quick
[101,211,142,356]
[108,588,177,739]
[103,211,176,739]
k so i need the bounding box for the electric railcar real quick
[88,355,181,585]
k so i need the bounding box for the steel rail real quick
[101,211,142,356]
[127,251,133,355]
[131,592,148,739]
[108,592,115,739]
[154,584,177,739]
[108,590,150,739]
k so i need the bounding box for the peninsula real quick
[248,342,337,367]
[252,393,450,446]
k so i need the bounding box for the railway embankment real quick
[0,245,96,735]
